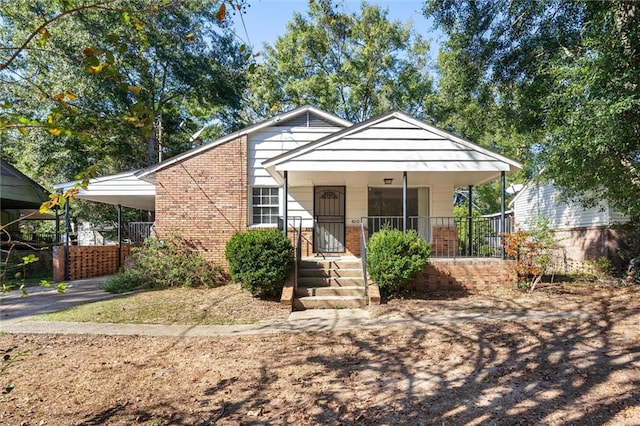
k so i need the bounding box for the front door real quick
[314,186,346,253]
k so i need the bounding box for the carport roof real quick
[53,170,155,211]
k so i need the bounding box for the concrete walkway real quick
[0,276,116,324]
[0,276,594,337]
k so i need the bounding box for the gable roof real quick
[1,159,50,209]
[263,110,522,174]
[137,105,351,180]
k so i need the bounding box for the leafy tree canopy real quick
[425,0,640,216]
[245,0,435,123]
[0,0,248,191]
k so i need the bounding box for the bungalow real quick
[55,106,521,298]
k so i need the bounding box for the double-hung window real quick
[252,187,279,225]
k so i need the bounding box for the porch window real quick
[252,187,279,225]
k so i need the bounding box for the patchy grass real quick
[36,284,290,325]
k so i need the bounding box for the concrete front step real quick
[294,257,367,310]
[298,276,364,287]
[296,285,365,298]
[293,295,368,310]
[299,268,363,278]
[300,260,362,270]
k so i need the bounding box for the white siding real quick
[608,206,630,225]
[285,186,369,228]
[274,116,512,173]
[249,124,343,226]
[346,186,367,227]
[431,185,454,217]
[249,126,342,186]
[512,181,611,230]
[287,186,314,228]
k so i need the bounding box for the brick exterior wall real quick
[548,226,621,273]
[288,227,314,257]
[288,226,363,257]
[153,136,248,267]
[431,226,458,256]
[345,226,362,256]
[413,258,516,293]
[53,244,131,281]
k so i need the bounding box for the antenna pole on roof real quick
[156,114,163,163]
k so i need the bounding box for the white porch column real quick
[283,171,288,236]
[117,204,122,270]
[64,198,70,281]
[501,171,506,260]
[403,171,408,232]
[468,185,473,256]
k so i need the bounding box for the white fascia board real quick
[53,179,82,192]
[263,165,284,185]
[395,114,523,169]
[274,161,512,172]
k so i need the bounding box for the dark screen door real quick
[314,186,346,253]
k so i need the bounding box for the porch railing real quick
[363,215,513,258]
[282,216,303,292]
[360,220,368,298]
[1,231,76,248]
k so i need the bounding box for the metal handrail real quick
[360,220,368,298]
[284,216,303,292]
[295,218,302,292]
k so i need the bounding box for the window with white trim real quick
[252,187,279,225]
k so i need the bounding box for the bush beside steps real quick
[225,229,293,298]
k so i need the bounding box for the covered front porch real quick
[265,111,522,259]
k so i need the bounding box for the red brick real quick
[153,136,248,268]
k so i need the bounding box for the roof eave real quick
[138,105,352,179]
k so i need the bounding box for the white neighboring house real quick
[510,178,628,271]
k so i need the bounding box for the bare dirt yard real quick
[2,283,640,425]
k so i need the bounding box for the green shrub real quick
[104,234,225,293]
[366,227,430,291]
[225,229,293,298]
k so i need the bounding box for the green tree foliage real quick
[366,227,430,292]
[245,0,435,123]
[0,1,248,189]
[425,0,640,217]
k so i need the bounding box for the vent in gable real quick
[276,111,339,128]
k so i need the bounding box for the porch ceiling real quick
[278,170,506,188]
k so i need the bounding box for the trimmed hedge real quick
[225,229,293,298]
[366,227,430,291]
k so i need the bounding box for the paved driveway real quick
[0,276,116,324]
